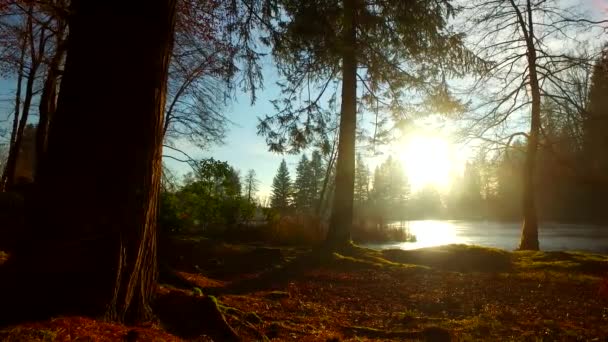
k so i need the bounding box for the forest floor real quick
[1,239,608,341]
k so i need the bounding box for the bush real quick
[208,215,323,246]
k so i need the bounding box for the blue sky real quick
[162,58,305,199]
[2,0,606,199]
[0,59,302,199]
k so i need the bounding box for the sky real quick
[1,0,607,199]
[162,58,305,199]
[165,0,608,199]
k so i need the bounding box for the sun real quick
[397,133,455,191]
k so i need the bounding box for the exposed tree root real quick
[155,291,240,341]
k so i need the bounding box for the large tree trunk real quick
[518,0,540,251]
[3,0,177,324]
[326,0,357,247]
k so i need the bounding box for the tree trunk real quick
[518,0,540,251]
[36,31,66,180]
[4,0,177,324]
[326,0,357,247]
[0,8,31,191]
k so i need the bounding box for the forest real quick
[0,0,608,341]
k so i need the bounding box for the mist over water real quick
[368,220,608,253]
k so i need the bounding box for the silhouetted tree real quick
[581,50,608,220]
[461,0,603,250]
[353,153,369,208]
[257,0,480,247]
[271,159,292,213]
[3,0,178,324]
[0,2,58,190]
[294,154,313,213]
[243,169,259,203]
[411,185,443,219]
[369,156,409,221]
[309,150,325,208]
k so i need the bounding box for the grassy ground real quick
[1,240,607,341]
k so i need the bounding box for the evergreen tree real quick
[369,156,409,220]
[271,159,292,213]
[496,141,526,220]
[309,150,325,208]
[256,0,480,246]
[461,161,483,216]
[293,154,313,213]
[583,50,608,220]
[412,185,443,218]
[353,153,370,207]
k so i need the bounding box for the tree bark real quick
[517,0,540,250]
[326,0,357,247]
[5,0,177,323]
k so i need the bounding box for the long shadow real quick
[202,249,326,295]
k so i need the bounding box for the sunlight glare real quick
[398,133,455,191]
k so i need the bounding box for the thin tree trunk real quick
[6,56,41,185]
[515,0,540,250]
[0,8,31,191]
[36,29,66,180]
[313,134,338,240]
[326,0,357,247]
[4,0,177,324]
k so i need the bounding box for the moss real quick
[514,250,608,278]
[381,244,513,272]
[192,287,203,296]
[330,250,428,271]
[219,304,243,317]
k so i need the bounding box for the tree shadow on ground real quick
[200,243,427,296]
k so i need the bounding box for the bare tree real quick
[0,0,67,190]
[461,0,606,250]
[243,169,259,203]
[161,0,269,166]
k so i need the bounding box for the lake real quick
[366,220,608,253]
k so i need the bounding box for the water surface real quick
[367,220,608,253]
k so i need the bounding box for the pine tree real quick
[270,159,292,213]
[369,156,409,220]
[256,0,480,246]
[309,150,325,208]
[461,161,483,216]
[293,154,312,213]
[582,50,608,221]
[353,153,369,206]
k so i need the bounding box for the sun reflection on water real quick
[391,220,469,250]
